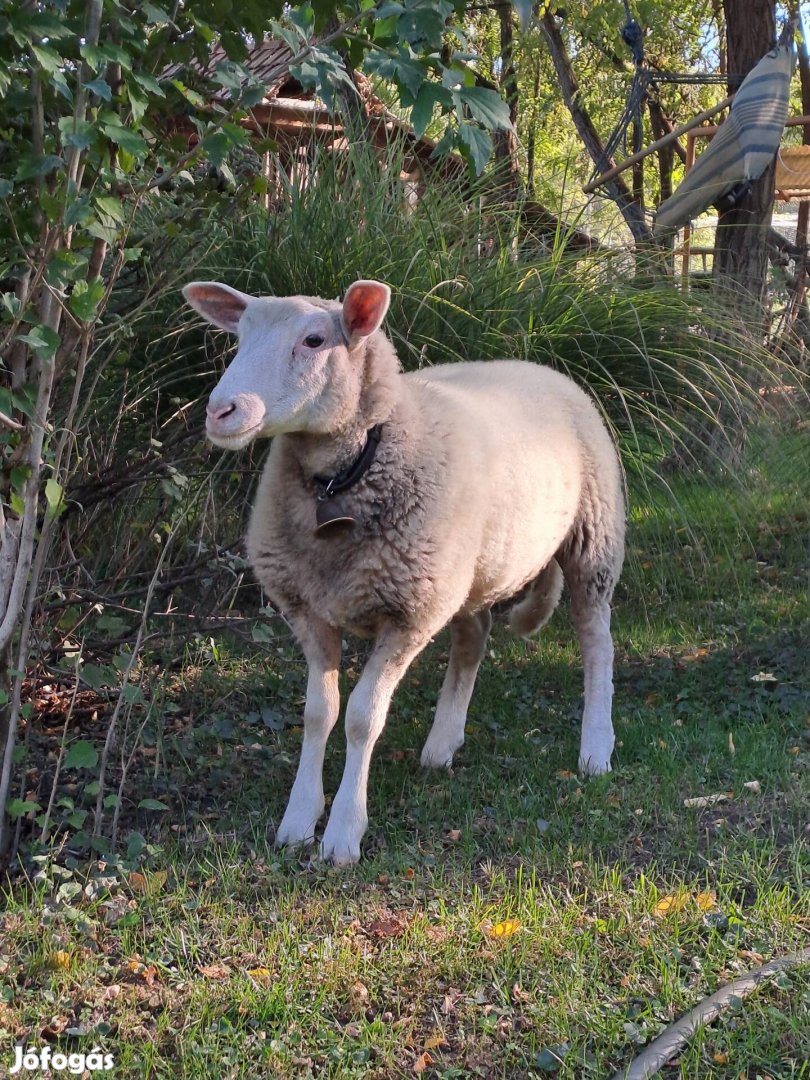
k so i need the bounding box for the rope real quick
[612,947,810,1080]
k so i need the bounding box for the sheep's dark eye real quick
[304,334,325,349]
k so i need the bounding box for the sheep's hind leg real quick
[321,625,436,866]
[421,609,491,769]
[275,614,341,849]
[566,570,617,776]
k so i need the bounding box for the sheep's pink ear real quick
[341,280,391,347]
[182,281,250,333]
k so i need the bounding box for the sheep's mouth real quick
[206,420,266,450]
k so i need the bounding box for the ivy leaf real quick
[454,86,512,132]
[138,798,169,811]
[457,121,492,175]
[64,740,99,770]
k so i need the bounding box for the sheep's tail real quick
[508,558,564,637]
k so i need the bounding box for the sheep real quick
[183,279,626,865]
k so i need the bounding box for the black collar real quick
[313,424,383,502]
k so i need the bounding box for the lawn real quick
[1,427,808,1079]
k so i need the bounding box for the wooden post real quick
[681,132,697,286]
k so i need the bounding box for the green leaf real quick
[85,77,112,101]
[455,86,512,132]
[80,664,112,690]
[31,44,63,74]
[64,196,93,228]
[363,50,426,101]
[411,82,449,139]
[15,325,60,359]
[126,83,149,123]
[44,478,65,517]
[457,121,492,174]
[6,798,41,820]
[15,153,65,181]
[81,43,133,72]
[69,277,105,321]
[94,195,126,223]
[58,117,95,151]
[142,2,171,25]
[170,79,207,108]
[397,7,445,50]
[132,71,165,97]
[64,740,99,770]
[102,123,148,157]
[137,798,169,811]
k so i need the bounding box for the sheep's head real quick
[182,280,391,449]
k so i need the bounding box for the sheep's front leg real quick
[275,614,341,848]
[321,627,432,865]
[421,609,491,768]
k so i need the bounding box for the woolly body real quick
[248,360,621,637]
[183,281,625,865]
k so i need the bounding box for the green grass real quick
[2,428,808,1078]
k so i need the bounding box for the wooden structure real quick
[162,39,463,194]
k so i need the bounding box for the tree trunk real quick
[712,0,777,325]
[541,11,652,246]
[493,2,521,205]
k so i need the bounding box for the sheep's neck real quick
[286,424,373,482]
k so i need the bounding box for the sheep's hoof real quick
[275,812,322,849]
[420,735,462,769]
[578,755,612,777]
[319,839,361,867]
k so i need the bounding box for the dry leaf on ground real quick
[198,963,231,980]
[485,918,521,939]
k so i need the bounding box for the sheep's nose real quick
[206,401,236,424]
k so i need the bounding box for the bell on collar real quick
[315,498,356,536]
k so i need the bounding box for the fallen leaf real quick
[100,984,121,1001]
[128,872,148,893]
[247,968,273,983]
[50,950,71,970]
[555,769,576,780]
[413,1051,433,1073]
[402,867,415,880]
[695,891,717,912]
[424,1032,448,1051]
[199,963,231,980]
[350,980,369,1007]
[713,1051,729,1064]
[683,793,732,808]
[368,916,407,938]
[743,780,761,793]
[445,829,462,842]
[486,918,521,939]
[654,894,688,917]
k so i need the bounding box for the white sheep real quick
[183,279,625,865]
